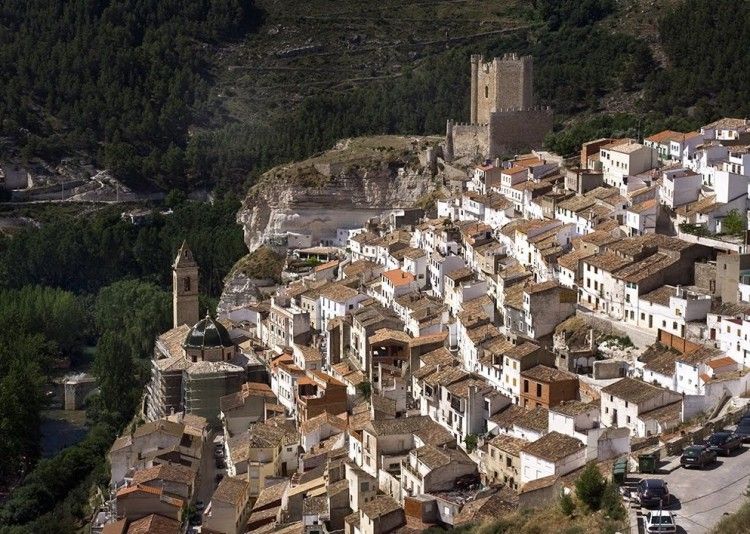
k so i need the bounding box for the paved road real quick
[634,443,750,533]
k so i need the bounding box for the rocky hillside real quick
[238,135,444,251]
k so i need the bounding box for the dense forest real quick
[3,0,750,191]
[0,200,247,532]
[0,0,259,190]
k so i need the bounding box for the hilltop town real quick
[94,54,750,534]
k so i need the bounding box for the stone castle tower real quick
[173,241,199,328]
[445,52,550,161]
[470,53,533,124]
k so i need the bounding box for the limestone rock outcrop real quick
[237,135,443,252]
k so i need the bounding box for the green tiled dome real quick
[184,314,233,348]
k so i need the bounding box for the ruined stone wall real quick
[449,122,489,160]
[488,107,553,157]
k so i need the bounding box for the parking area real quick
[628,441,750,533]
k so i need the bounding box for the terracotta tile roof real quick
[446,376,492,398]
[629,198,657,214]
[639,401,682,424]
[503,283,525,310]
[503,165,528,175]
[213,476,250,506]
[640,285,677,307]
[319,283,360,302]
[220,381,276,412]
[645,130,684,144]
[524,280,560,295]
[614,253,677,284]
[156,324,190,359]
[410,331,448,348]
[551,400,599,417]
[675,194,719,217]
[521,364,578,383]
[557,248,594,271]
[488,434,529,456]
[126,514,181,534]
[131,463,195,487]
[360,495,403,519]
[453,488,518,526]
[609,141,646,154]
[467,323,502,345]
[313,260,339,272]
[413,444,474,469]
[445,266,474,282]
[601,377,669,404]
[708,356,736,370]
[584,251,632,272]
[369,328,412,345]
[514,406,549,433]
[103,519,127,534]
[490,405,527,428]
[365,416,452,446]
[132,419,184,440]
[117,485,184,509]
[383,269,415,287]
[371,394,397,416]
[703,117,750,130]
[401,247,427,260]
[519,474,559,494]
[521,431,585,462]
[252,479,288,510]
[423,366,469,388]
[505,342,542,361]
[300,411,347,435]
[343,259,380,278]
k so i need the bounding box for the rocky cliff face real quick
[237,135,444,252]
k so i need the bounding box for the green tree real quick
[575,462,607,511]
[601,482,626,520]
[95,280,171,359]
[464,433,478,453]
[0,356,46,481]
[357,381,372,400]
[722,209,747,236]
[93,332,138,418]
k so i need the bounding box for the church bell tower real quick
[173,241,199,328]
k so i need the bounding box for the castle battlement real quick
[447,52,553,162]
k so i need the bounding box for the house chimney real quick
[495,157,501,167]
[675,285,680,296]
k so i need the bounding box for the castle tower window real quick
[184,277,191,292]
[485,86,489,98]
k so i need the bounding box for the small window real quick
[183,277,191,292]
[485,86,489,98]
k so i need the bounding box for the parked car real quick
[734,419,750,442]
[637,479,671,508]
[216,458,226,469]
[213,447,225,459]
[644,510,677,533]
[195,500,205,511]
[680,444,717,469]
[707,430,742,456]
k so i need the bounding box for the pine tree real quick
[575,462,607,511]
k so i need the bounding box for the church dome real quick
[184,314,233,349]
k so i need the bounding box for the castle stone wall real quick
[488,108,553,157]
[450,122,489,161]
